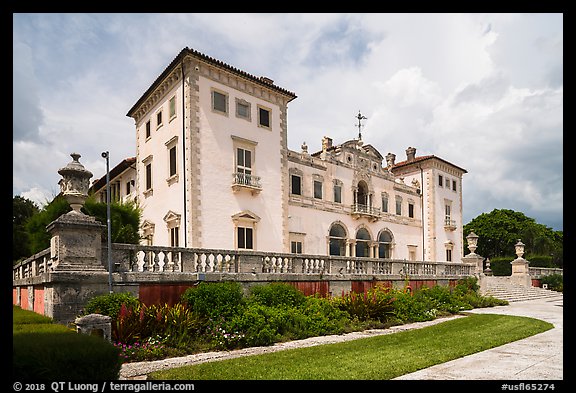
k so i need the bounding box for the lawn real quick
[149,313,552,380]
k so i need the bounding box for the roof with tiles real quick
[126,47,297,117]
[393,155,467,173]
[89,156,136,193]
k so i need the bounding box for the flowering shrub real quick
[206,318,246,350]
[114,335,169,362]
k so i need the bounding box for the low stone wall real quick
[14,273,466,325]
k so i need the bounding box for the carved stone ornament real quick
[466,231,479,254]
[514,239,525,259]
[58,153,93,213]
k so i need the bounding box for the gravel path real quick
[119,314,465,380]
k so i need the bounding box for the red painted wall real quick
[33,286,44,314]
[351,280,393,294]
[287,281,329,297]
[409,280,437,290]
[20,287,29,310]
[139,284,194,306]
[137,279,462,307]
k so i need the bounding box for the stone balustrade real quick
[13,248,52,280]
[14,243,476,280]
[18,243,563,283]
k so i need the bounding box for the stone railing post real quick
[237,251,264,273]
[391,260,404,276]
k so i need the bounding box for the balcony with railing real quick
[231,172,262,194]
[350,203,381,221]
[444,216,457,231]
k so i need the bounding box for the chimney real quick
[322,136,333,151]
[406,147,416,161]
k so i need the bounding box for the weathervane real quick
[355,110,367,140]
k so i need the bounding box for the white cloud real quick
[12,13,563,230]
[13,40,43,142]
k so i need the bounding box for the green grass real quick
[13,304,55,325]
[149,314,553,380]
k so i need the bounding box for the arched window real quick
[356,180,369,207]
[355,227,371,258]
[378,230,393,259]
[329,223,347,256]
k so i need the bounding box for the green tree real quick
[22,194,142,257]
[13,196,40,263]
[463,209,562,267]
[24,195,71,256]
[83,196,142,244]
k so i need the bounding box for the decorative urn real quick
[58,153,93,214]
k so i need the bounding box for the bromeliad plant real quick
[113,302,204,349]
[334,285,396,322]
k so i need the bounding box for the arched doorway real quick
[355,227,371,257]
[378,230,393,258]
[356,180,369,207]
[328,223,347,256]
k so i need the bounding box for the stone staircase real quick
[481,276,563,302]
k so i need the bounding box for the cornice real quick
[127,47,297,124]
[392,155,467,177]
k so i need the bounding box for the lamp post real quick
[102,151,113,293]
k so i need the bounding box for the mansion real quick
[90,47,467,263]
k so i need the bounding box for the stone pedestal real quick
[44,211,109,324]
[47,212,106,272]
[462,252,484,275]
[462,252,486,292]
[510,257,531,287]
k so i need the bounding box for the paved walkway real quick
[120,296,563,381]
[394,296,563,380]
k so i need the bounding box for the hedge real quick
[13,306,121,380]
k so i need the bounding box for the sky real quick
[13,13,563,231]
